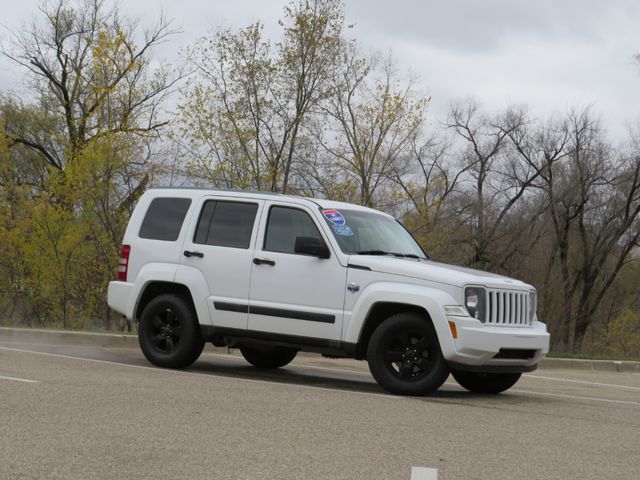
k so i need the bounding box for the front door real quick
[248,203,347,341]
[181,196,264,329]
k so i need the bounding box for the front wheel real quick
[367,312,449,396]
[451,370,522,394]
[240,345,297,369]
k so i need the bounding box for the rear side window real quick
[139,197,192,241]
[264,206,323,254]
[194,201,258,249]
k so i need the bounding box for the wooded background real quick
[1,0,638,357]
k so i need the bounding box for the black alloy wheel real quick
[383,329,436,379]
[149,308,183,354]
[367,312,449,396]
[139,294,204,368]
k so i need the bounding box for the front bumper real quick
[444,316,550,372]
[447,361,538,374]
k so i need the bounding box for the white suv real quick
[108,188,549,395]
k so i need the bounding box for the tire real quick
[366,312,449,396]
[138,294,204,369]
[451,370,522,394]
[240,345,297,369]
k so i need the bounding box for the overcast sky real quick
[1,0,639,139]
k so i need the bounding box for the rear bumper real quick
[107,281,135,318]
[444,317,550,370]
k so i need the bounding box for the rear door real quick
[248,203,347,341]
[181,196,264,330]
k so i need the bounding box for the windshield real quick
[320,208,427,258]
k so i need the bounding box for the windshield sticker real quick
[332,224,353,236]
[323,209,345,226]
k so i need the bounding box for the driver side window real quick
[264,206,323,254]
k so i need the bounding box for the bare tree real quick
[318,48,428,207]
[1,0,180,171]
[526,109,640,350]
[446,100,539,269]
[388,135,466,255]
[177,0,343,193]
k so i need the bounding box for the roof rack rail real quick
[150,186,282,196]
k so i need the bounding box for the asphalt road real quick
[1,333,639,480]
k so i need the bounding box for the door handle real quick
[184,250,204,258]
[253,258,275,266]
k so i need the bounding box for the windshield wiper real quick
[356,250,395,256]
[356,250,427,260]
[400,253,425,260]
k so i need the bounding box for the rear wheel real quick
[452,370,522,394]
[367,312,449,396]
[138,294,204,368]
[240,345,298,369]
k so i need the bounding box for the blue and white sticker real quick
[332,224,353,236]
[323,209,345,226]
[323,209,353,236]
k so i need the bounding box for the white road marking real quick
[524,374,640,391]
[0,346,402,401]
[0,374,38,383]
[2,346,639,406]
[411,466,438,480]
[211,353,640,393]
[5,339,638,390]
[509,388,640,406]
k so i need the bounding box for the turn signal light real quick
[448,320,458,339]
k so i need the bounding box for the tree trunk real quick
[572,310,593,352]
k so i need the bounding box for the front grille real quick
[486,290,531,326]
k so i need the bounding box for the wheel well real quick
[135,282,197,321]
[355,302,431,359]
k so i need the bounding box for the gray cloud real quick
[1,0,639,139]
[345,0,622,51]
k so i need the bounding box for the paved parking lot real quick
[1,331,639,479]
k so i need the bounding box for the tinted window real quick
[139,197,191,241]
[194,201,258,249]
[264,206,323,254]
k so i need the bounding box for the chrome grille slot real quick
[485,289,531,326]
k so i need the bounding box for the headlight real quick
[528,291,537,323]
[464,287,486,322]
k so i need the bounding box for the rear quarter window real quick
[139,197,192,241]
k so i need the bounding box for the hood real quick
[348,255,531,290]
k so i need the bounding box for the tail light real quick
[117,245,131,281]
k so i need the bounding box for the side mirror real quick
[294,236,330,259]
